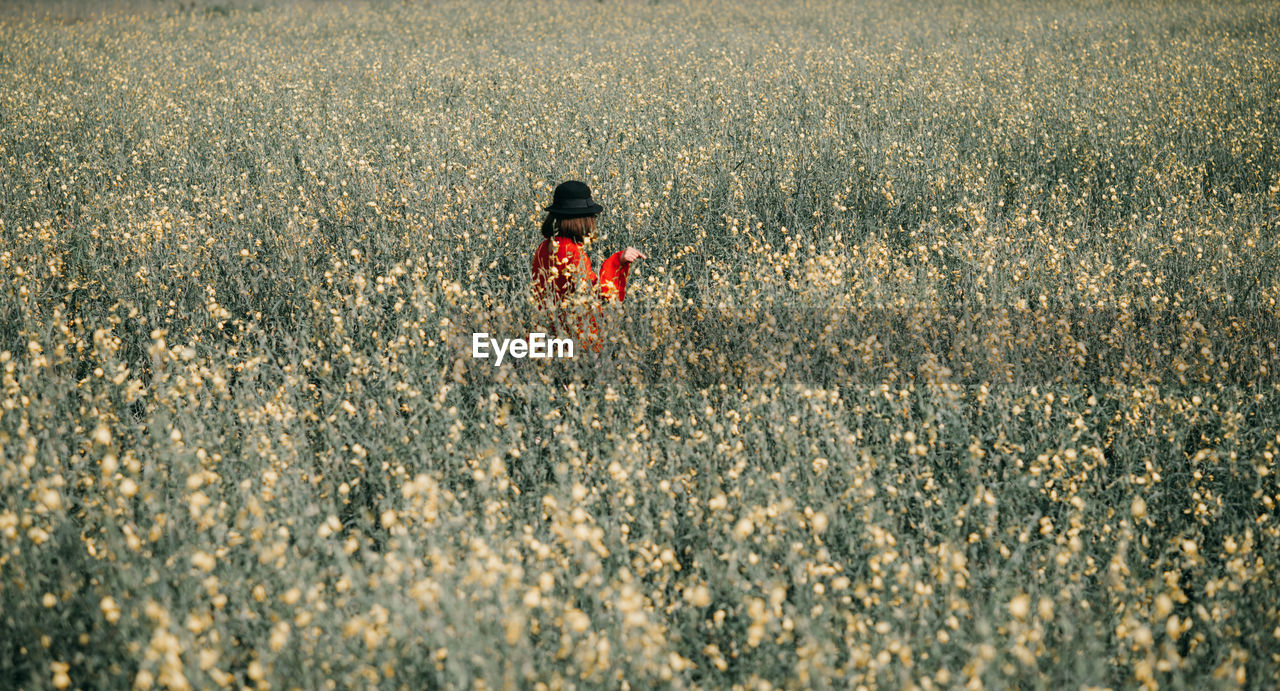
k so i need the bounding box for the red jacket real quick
[531,237,631,350]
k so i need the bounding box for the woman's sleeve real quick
[596,251,631,302]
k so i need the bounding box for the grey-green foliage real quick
[1,0,1279,688]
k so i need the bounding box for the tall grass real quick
[2,0,1279,687]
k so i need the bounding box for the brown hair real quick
[540,214,596,243]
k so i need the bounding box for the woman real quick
[531,180,645,350]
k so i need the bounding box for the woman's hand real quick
[620,247,646,263]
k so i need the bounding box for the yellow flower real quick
[1037,598,1054,621]
[190,551,216,573]
[101,596,121,624]
[683,584,711,608]
[565,608,590,633]
[269,622,290,652]
[810,512,828,533]
[1008,593,1031,620]
[51,661,70,689]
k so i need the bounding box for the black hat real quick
[544,180,603,218]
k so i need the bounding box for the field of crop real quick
[3,0,1280,687]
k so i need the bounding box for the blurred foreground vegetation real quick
[2,0,1279,688]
